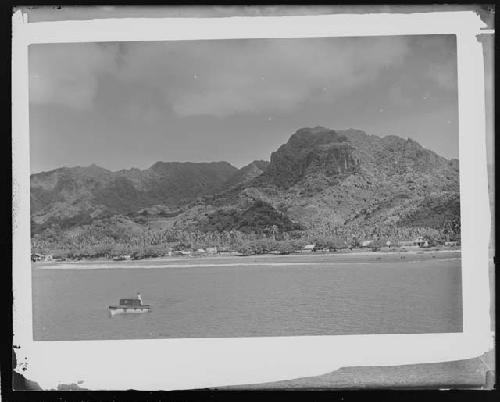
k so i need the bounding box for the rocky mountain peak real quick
[261,127,358,188]
[287,126,348,148]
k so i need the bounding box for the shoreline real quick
[34,249,462,270]
[36,247,461,263]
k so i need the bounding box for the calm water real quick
[32,254,463,340]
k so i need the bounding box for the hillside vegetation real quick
[31,127,461,258]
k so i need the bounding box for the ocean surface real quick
[32,252,463,340]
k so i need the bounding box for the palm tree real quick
[271,224,278,241]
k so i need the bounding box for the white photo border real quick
[12,10,493,390]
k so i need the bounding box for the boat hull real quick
[108,305,152,316]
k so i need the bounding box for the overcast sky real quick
[29,35,459,173]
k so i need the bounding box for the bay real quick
[32,254,463,340]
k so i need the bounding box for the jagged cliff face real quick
[226,126,460,233]
[261,127,359,188]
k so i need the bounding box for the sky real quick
[29,35,460,173]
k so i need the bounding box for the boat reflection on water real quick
[108,292,152,317]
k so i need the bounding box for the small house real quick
[206,247,218,254]
[361,240,373,248]
[414,237,426,247]
[445,241,458,247]
[31,253,53,262]
[303,244,316,252]
[31,253,43,262]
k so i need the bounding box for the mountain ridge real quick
[31,126,461,256]
[179,126,459,237]
[31,160,239,229]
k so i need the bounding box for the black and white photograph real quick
[12,6,494,391]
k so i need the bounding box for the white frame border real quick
[12,10,493,390]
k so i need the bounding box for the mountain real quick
[31,126,461,254]
[30,161,238,232]
[257,127,359,188]
[220,160,270,190]
[185,127,459,237]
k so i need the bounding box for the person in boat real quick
[136,292,142,305]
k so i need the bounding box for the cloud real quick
[29,43,120,109]
[430,67,457,90]
[29,37,412,117]
[115,37,411,117]
[414,35,457,91]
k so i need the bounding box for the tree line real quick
[31,215,461,260]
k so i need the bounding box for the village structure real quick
[31,236,460,262]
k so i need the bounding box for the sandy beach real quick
[34,249,461,270]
